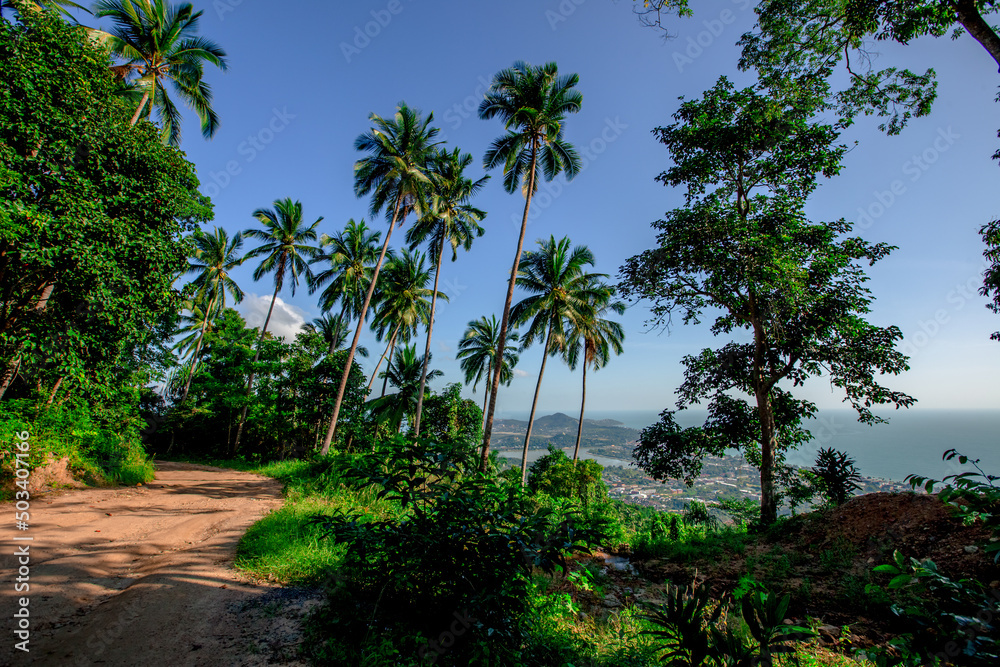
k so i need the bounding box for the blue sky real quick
[87,1,1000,418]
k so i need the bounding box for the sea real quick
[494,408,1000,483]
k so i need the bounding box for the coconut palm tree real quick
[177,226,244,404]
[369,344,442,433]
[367,248,441,396]
[302,313,369,359]
[309,219,383,324]
[93,0,227,146]
[510,236,608,484]
[406,148,488,435]
[234,198,321,452]
[564,285,625,464]
[477,61,582,470]
[320,103,440,455]
[456,315,520,431]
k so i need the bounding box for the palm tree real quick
[309,219,382,323]
[302,313,365,358]
[456,315,520,431]
[406,148,488,435]
[234,198,321,452]
[1,0,88,18]
[369,344,442,433]
[510,236,608,484]
[367,248,441,396]
[177,226,244,404]
[477,61,582,470]
[94,0,227,146]
[320,103,440,455]
[564,285,625,464]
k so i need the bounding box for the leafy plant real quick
[683,500,720,529]
[811,447,862,506]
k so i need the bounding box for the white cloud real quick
[513,369,529,378]
[240,293,307,342]
[437,340,453,354]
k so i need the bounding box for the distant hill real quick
[492,413,638,452]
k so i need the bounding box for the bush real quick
[527,445,609,505]
[812,447,862,506]
[306,438,603,665]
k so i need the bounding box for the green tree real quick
[982,218,1000,341]
[310,218,382,323]
[510,236,609,485]
[564,284,625,464]
[302,313,369,359]
[421,382,483,445]
[368,344,442,432]
[0,8,209,402]
[177,226,244,404]
[477,61,583,470]
[406,147,488,435]
[456,315,520,431]
[94,0,228,146]
[367,248,441,396]
[321,104,440,454]
[233,198,321,452]
[618,78,915,524]
[1,0,88,19]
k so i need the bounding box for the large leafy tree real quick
[321,104,440,454]
[177,226,243,404]
[564,284,625,465]
[368,344,442,433]
[477,61,582,470]
[94,0,228,146]
[310,219,382,323]
[456,315,520,431]
[0,8,210,402]
[233,198,321,452]
[618,78,915,524]
[510,236,609,485]
[406,147,488,436]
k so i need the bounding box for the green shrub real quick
[527,445,609,505]
[812,447,862,507]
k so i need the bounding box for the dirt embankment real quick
[1,461,316,667]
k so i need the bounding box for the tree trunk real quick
[380,335,398,399]
[520,318,556,486]
[413,234,447,436]
[233,279,281,454]
[130,91,150,126]
[953,0,1000,72]
[480,143,538,471]
[320,191,404,455]
[367,324,399,394]
[750,307,778,525]
[179,294,216,405]
[45,376,63,406]
[573,360,588,465]
[481,361,492,433]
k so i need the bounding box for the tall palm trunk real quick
[179,295,216,405]
[232,279,281,453]
[321,193,404,455]
[480,144,538,471]
[520,316,555,485]
[130,90,150,126]
[481,361,492,432]
[572,359,588,465]
[46,376,63,406]
[366,324,400,394]
[412,234,446,435]
[380,336,398,399]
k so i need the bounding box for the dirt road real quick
[1,461,316,666]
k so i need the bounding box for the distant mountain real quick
[492,413,638,451]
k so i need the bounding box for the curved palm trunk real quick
[179,295,216,405]
[321,192,404,455]
[572,360,588,465]
[480,144,538,471]
[380,337,398,399]
[481,361,492,433]
[130,91,150,126]
[520,318,556,486]
[366,324,400,394]
[232,280,280,454]
[46,376,63,406]
[412,234,447,436]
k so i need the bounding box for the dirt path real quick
[1,461,318,666]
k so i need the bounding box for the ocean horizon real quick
[493,407,1000,483]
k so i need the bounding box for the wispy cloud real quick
[240,293,307,342]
